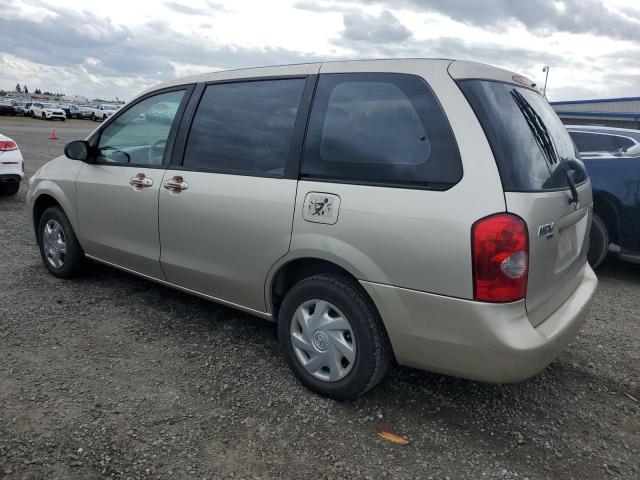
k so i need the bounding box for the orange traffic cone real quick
[49,128,58,140]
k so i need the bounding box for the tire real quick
[0,182,19,196]
[91,113,96,121]
[61,118,65,122]
[103,115,107,121]
[37,206,84,278]
[588,213,609,269]
[278,274,391,400]
[41,113,46,120]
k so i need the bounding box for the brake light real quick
[472,213,529,302]
[0,141,18,151]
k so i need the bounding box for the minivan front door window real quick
[97,90,185,166]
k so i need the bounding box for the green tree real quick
[23,85,28,94]
[15,84,21,93]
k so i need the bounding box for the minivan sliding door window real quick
[181,79,306,176]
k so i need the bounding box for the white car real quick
[0,133,24,195]
[30,102,66,121]
[90,104,119,121]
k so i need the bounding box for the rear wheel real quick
[278,274,391,400]
[37,206,84,278]
[588,213,609,269]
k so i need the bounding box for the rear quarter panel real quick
[279,60,506,301]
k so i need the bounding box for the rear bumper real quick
[0,174,22,183]
[0,159,23,181]
[360,264,597,383]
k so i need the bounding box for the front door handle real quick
[163,176,189,193]
[129,173,153,190]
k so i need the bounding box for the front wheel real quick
[278,274,391,400]
[588,213,609,269]
[37,206,85,278]
[41,113,46,120]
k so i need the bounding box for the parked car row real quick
[0,99,120,121]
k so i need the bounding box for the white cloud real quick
[0,0,638,100]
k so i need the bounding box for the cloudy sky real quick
[1,0,639,101]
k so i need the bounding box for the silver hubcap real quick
[290,300,356,382]
[42,219,66,268]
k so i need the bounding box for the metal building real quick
[550,97,640,130]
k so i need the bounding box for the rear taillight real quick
[472,213,529,303]
[0,141,18,152]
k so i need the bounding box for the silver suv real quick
[27,60,597,400]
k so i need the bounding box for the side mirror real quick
[64,140,91,162]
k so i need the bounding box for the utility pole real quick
[542,66,550,98]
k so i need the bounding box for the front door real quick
[159,77,309,312]
[76,88,189,278]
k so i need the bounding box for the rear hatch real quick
[458,78,591,326]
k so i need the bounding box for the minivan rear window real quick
[458,80,588,192]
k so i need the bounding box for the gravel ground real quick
[0,116,639,480]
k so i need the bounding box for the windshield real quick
[42,103,56,109]
[103,105,117,110]
[623,143,640,157]
[458,80,588,192]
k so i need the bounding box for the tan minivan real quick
[27,59,597,399]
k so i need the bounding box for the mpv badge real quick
[538,222,555,239]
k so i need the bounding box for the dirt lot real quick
[0,116,639,479]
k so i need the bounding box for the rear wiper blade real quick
[558,157,579,206]
[510,90,558,165]
[511,90,579,205]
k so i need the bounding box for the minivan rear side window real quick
[182,78,306,176]
[301,73,462,189]
[458,80,588,192]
